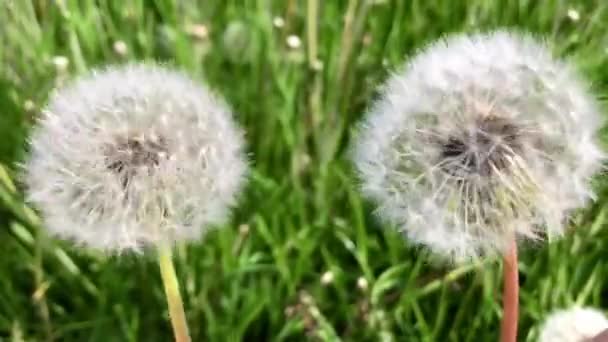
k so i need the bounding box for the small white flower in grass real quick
[320,271,334,285]
[311,59,324,71]
[185,23,209,40]
[352,31,604,261]
[113,40,128,56]
[25,64,248,252]
[23,100,36,113]
[539,307,608,342]
[567,9,581,22]
[357,277,368,291]
[286,35,302,49]
[272,16,285,28]
[52,56,69,72]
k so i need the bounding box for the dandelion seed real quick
[539,307,608,342]
[24,63,248,252]
[352,30,604,261]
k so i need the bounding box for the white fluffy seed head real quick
[24,64,248,252]
[538,307,608,342]
[352,31,604,261]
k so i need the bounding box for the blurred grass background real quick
[1,0,608,341]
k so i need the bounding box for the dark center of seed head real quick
[440,117,523,177]
[105,135,168,186]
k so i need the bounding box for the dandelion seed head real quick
[567,9,581,22]
[185,23,209,40]
[286,35,302,49]
[311,59,324,71]
[352,31,604,261]
[272,16,285,29]
[24,100,36,112]
[320,271,334,285]
[52,56,69,72]
[25,64,248,252]
[357,277,368,291]
[538,307,608,342]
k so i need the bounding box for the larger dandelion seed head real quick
[24,64,248,252]
[538,307,608,342]
[352,31,604,261]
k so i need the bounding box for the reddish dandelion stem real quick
[500,239,519,342]
[591,329,608,342]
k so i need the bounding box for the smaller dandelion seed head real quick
[539,307,608,342]
[238,223,250,235]
[24,63,248,252]
[352,30,605,261]
[567,8,581,22]
[357,277,368,291]
[52,56,69,72]
[286,35,302,49]
[311,59,324,71]
[320,271,334,285]
[222,21,255,63]
[113,41,128,56]
[272,16,285,28]
[24,100,36,112]
[362,33,373,46]
[186,23,209,40]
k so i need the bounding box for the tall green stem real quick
[158,245,191,342]
[306,0,319,67]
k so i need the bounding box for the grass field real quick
[1,1,608,341]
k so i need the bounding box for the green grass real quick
[1,0,608,341]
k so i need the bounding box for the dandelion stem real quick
[158,245,191,342]
[500,239,519,342]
